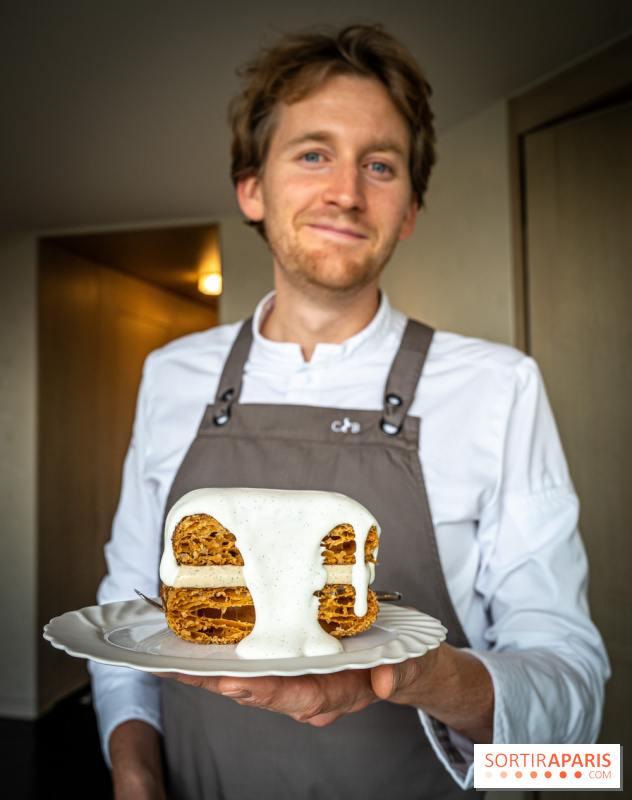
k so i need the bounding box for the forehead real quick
[269,74,410,152]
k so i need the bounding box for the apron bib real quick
[162,319,480,799]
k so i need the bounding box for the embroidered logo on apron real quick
[330,417,361,433]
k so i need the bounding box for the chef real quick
[91,24,609,800]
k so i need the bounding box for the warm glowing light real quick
[198,271,222,295]
[197,232,222,295]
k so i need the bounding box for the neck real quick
[260,275,381,361]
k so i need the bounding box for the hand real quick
[109,719,167,800]
[155,642,493,742]
[373,643,494,743]
[155,668,376,727]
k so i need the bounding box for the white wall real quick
[382,101,515,346]
[0,236,38,718]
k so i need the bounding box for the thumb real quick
[371,663,402,700]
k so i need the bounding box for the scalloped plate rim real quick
[43,599,447,677]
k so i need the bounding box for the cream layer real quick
[170,562,376,589]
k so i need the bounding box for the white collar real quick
[250,290,398,366]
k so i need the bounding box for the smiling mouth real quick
[306,223,369,241]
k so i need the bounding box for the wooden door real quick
[524,101,632,797]
[37,242,218,711]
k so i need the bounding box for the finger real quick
[371,657,425,700]
[370,664,399,700]
[217,675,290,704]
[219,675,324,720]
[219,672,374,722]
[152,671,256,700]
[372,648,443,705]
[305,710,345,727]
[169,673,224,693]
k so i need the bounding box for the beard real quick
[265,210,400,297]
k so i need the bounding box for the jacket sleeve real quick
[419,356,610,788]
[88,355,164,767]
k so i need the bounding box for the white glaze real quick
[160,488,380,659]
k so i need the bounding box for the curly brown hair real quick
[228,24,436,236]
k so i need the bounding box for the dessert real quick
[159,488,380,658]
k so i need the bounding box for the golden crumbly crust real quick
[172,514,244,566]
[315,585,379,637]
[164,513,380,645]
[171,515,378,567]
[161,584,378,644]
[161,584,255,644]
[321,523,379,565]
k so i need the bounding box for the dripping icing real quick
[160,488,380,659]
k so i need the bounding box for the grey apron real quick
[162,319,481,799]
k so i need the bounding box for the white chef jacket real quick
[90,291,609,788]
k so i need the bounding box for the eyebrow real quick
[282,130,408,159]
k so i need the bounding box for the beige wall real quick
[382,101,515,346]
[216,214,273,324]
[0,236,38,718]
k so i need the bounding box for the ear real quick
[237,174,265,222]
[397,196,418,242]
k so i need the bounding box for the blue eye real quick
[302,152,322,163]
[369,162,390,174]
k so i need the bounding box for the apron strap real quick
[381,320,434,435]
[211,316,433,432]
[211,318,254,425]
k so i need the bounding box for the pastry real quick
[159,488,380,658]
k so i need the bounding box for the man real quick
[91,24,609,800]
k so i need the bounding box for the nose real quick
[321,161,366,212]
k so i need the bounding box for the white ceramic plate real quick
[43,600,446,677]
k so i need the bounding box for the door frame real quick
[508,34,632,352]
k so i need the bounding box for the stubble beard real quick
[267,215,400,300]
